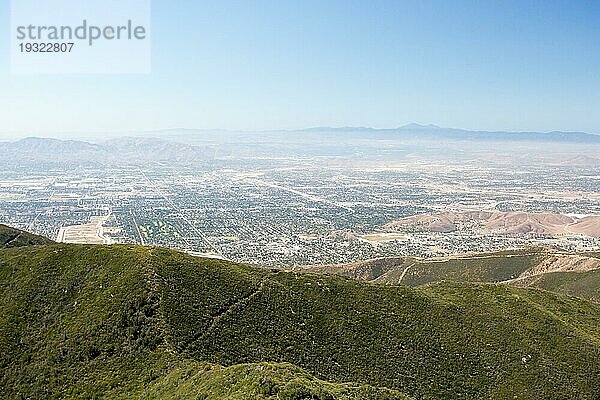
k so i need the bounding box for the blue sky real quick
[1,0,600,137]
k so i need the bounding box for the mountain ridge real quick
[158,124,600,142]
[1,226,599,399]
[3,123,600,142]
[0,136,214,163]
[0,224,54,248]
[300,247,600,302]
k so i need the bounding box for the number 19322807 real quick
[19,42,74,53]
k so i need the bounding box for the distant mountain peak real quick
[400,123,441,130]
[19,136,62,143]
[300,126,376,132]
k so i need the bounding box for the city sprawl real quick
[1,132,599,267]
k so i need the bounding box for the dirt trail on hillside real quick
[501,254,600,285]
[522,255,600,277]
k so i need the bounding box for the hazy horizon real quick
[2,122,600,142]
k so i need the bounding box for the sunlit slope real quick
[512,269,600,302]
[305,248,600,301]
[165,244,600,399]
[1,241,599,399]
[0,244,405,400]
[0,223,53,248]
[144,361,407,400]
[303,249,549,285]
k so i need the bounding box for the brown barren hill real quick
[384,211,600,237]
[568,216,600,237]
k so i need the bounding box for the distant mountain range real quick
[8,123,600,143]
[287,124,600,143]
[0,136,214,163]
[1,124,600,165]
[141,124,600,149]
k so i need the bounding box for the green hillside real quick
[305,248,552,286]
[305,248,600,301]
[399,251,546,286]
[0,223,54,248]
[1,237,599,399]
[513,269,600,302]
[305,249,549,284]
[144,361,406,400]
[0,243,402,400]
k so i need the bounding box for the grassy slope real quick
[399,253,545,286]
[309,249,547,285]
[307,249,600,302]
[0,244,403,399]
[513,269,600,303]
[0,223,54,248]
[1,243,599,399]
[145,361,406,400]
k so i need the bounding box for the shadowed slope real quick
[0,224,54,248]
